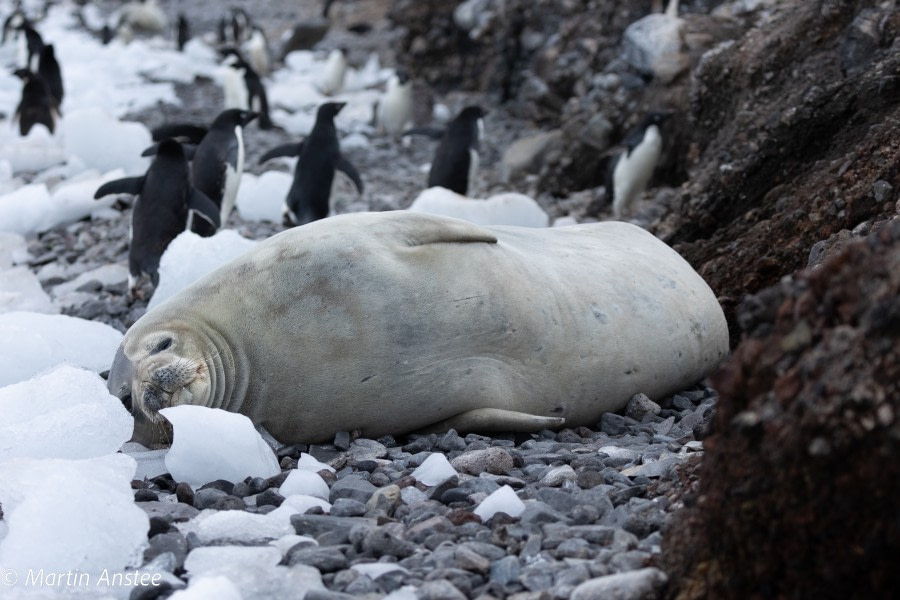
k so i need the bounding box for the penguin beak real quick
[243,112,260,126]
[334,102,347,113]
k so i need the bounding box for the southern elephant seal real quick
[108,211,729,446]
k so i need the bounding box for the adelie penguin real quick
[220,48,273,129]
[607,111,670,219]
[191,108,258,236]
[94,138,221,299]
[376,69,414,138]
[407,105,486,196]
[259,102,363,227]
[12,68,58,136]
[38,43,63,107]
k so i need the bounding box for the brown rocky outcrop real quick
[661,218,900,599]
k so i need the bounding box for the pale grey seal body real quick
[108,211,728,446]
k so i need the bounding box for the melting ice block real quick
[0,266,58,314]
[169,575,244,600]
[267,495,332,525]
[0,454,148,579]
[296,452,336,473]
[62,107,152,175]
[161,405,280,487]
[0,365,133,461]
[235,171,293,223]
[149,229,258,310]
[408,187,550,228]
[412,453,458,486]
[279,469,330,500]
[473,485,526,521]
[0,312,124,387]
[177,510,294,545]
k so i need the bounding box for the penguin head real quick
[213,108,259,128]
[154,138,187,159]
[457,105,487,122]
[641,111,672,130]
[318,102,346,120]
[12,68,32,81]
[395,69,410,85]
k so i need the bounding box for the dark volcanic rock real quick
[662,220,900,599]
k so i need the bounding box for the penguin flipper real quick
[187,188,222,229]
[94,176,144,199]
[259,142,303,164]
[402,126,445,140]
[335,156,364,194]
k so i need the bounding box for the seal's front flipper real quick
[420,408,565,435]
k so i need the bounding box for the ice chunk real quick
[161,405,280,487]
[0,266,58,314]
[0,312,123,387]
[121,444,169,481]
[0,232,30,269]
[177,510,294,545]
[62,107,152,175]
[149,229,258,310]
[408,187,550,227]
[0,454,148,579]
[0,125,66,174]
[296,452,336,473]
[184,546,325,600]
[279,469,330,500]
[473,485,526,521]
[352,563,409,578]
[0,171,123,235]
[267,495,332,525]
[235,171,293,223]
[411,453,458,486]
[169,575,244,600]
[0,365,133,461]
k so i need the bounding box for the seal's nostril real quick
[121,393,133,412]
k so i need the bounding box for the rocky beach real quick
[0,1,898,599]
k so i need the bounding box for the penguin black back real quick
[427,105,486,195]
[94,138,219,297]
[38,43,63,106]
[264,102,362,227]
[191,108,258,236]
[13,68,57,135]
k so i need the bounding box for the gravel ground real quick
[19,3,717,598]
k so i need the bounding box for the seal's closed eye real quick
[150,337,173,355]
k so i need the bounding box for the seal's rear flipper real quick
[419,408,565,435]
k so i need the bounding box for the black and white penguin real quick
[37,43,62,107]
[608,111,670,219]
[242,26,270,77]
[176,13,190,51]
[93,138,220,298]
[12,68,58,136]
[426,105,486,196]
[376,69,414,138]
[259,102,363,227]
[220,48,272,129]
[17,22,43,71]
[190,108,258,235]
[319,47,347,96]
[151,122,208,145]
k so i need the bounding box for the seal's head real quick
[107,327,212,428]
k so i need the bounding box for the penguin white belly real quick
[222,68,249,110]
[612,125,662,218]
[467,148,480,196]
[378,84,413,136]
[243,32,269,77]
[220,125,245,224]
[320,51,346,96]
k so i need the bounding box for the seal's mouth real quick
[139,360,202,421]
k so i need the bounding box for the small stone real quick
[134,489,158,502]
[192,488,227,510]
[367,484,401,516]
[212,495,245,510]
[873,180,893,203]
[600,413,627,435]
[451,447,514,476]
[199,479,235,495]
[330,475,377,504]
[489,555,521,585]
[571,567,668,600]
[331,498,367,517]
[361,526,416,558]
[437,429,468,452]
[418,579,468,600]
[539,464,576,487]
[287,545,349,572]
[626,394,661,421]
[520,502,571,527]
[143,532,188,568]
[334,431,351,450]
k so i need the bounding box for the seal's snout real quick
[107,345,136,413]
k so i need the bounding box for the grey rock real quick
[333,431,351,451]
[555,537,596,559]
[501,129,563,181]
[366,484,401,517]
[192,488,227,510]
[580,115,613,151]
[331,498,367,517]
[137,501,199,522]
[143,532,188,568]
[621,456,684,478]
[418,578,468,600]
[437,429,468,452]
[287,545,349,572]
[609,549,652,573]
[330,475,377,504]
[291,514,374,541]
[539,464,577,486]
[451,447,514,476]
[489,555,521,585]
[600,413,627,435]
[349,438,388,460]
[519,501,572,526]
[362,526,417,558]
[873,180,893,203]
[626,393,661,421]
[571,567,668,600]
